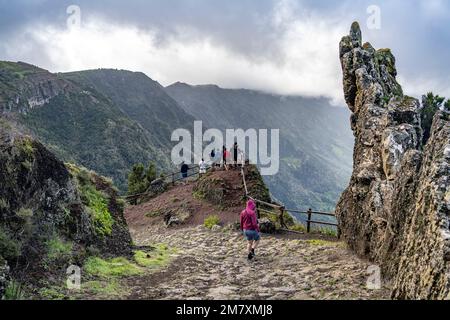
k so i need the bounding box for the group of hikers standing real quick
[210,142,243,170]
[179,143,260,261]
[180,142,244,180]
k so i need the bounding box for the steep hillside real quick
[0,62,172,192]
[61,69,195,152]
[336,22,450,299]
[166,82,354,212]
[0,124,132,298]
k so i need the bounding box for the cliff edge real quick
[336,22,450,299]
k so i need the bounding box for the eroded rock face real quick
[336,22,450,299]
[0,126,132,290]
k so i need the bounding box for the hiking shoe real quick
[251,249,255,256]
[248,252,254,260]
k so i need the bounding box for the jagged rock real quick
[259,218,276,234]
[164,209,191,227]
[336,22,450,299]
[0,130,132,289]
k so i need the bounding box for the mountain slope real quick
[0,62,188,192]
[165,82,354,212]
[61,69,195,151]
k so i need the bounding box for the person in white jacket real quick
[199,158,207,175]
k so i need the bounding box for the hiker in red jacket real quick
[240,199,260,260]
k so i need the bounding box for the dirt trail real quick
[125,225,389,300]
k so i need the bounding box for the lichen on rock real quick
[336,22,450,299]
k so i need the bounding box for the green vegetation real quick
[291,224,307,233]
[68,165,114,237]
[84,256,143,277]
[45,236,73,263]
[246,166,271,203]
[127,162,157,196]
[38,286,67,300]
[134,244,176,269]
[0,227,20,262]
[82,185,114,237]
[204,215,221,229]
[82,279,123,298]
[421,92,446,144]
[3,281,25,300]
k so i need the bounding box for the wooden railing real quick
[240,167,340,238]
[124,164,206,202]
[124,159,340,238]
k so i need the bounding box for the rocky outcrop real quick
[0,126,132,295]
[336,22,450,299]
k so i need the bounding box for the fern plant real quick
[3,281,25,300]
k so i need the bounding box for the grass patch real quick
[306,239,337,246]
[291,224,307,233]
[3,281,25,300]
[38,286,67,300]
[82,279,123,298]
[46,237,73,263]
[0,227,20,261]
[81,184,114,237]
[204,215,221,229]
[84,256,143,277]
[134,244,176,269]
[68,164,114,237]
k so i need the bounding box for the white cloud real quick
[3,1,445,106]
[2,5,349,105]
[399,74,450,101]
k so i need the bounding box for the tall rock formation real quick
[336,22,450,299]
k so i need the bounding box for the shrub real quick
[204,215,221,229]
[81,185,114,237]
[421,92,445,144]
[0,228,20,262]
[3,281,25,300]
[46,237,73,263]
[127,162,157,196]
[134,244,176,269]
[291,224,307,233]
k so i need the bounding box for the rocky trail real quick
[124,225,389,300]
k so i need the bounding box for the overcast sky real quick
[0,0,449,105]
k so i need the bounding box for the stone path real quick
[126,226,389,300]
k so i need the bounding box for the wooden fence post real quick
[307,208,312,233]
[279,206,286,229]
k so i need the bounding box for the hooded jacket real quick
[240,200,260,232]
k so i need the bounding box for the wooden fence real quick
[240,167,340,238]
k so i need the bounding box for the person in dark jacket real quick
[181,162,189,179]
[233,142,239,168]
[240,200,260,260]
